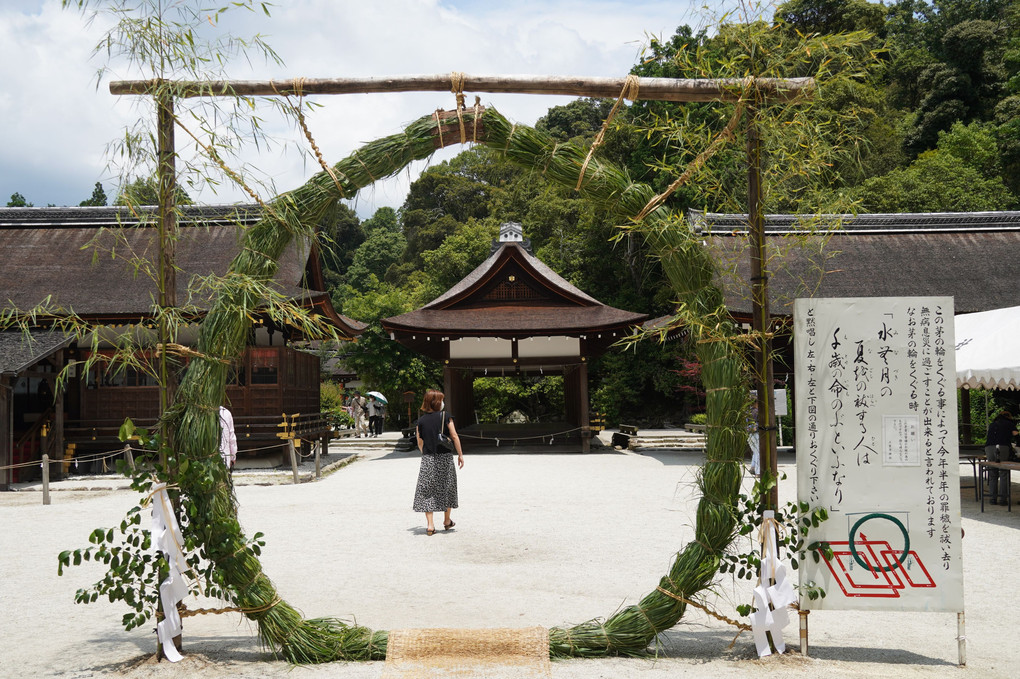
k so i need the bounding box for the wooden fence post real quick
[314,440,321,480]
[288,439,299,484]
[42,453,50,506]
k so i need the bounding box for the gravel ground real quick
[1,435,1016,678]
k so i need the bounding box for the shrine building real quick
[382,222,647,452]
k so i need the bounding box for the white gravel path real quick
[1,438,1016,678]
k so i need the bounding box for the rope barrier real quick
[0,446,130,471]
[0,439,295,472]
[456,426,585,444]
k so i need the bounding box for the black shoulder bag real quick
[436,411,456,453]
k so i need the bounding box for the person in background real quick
[219,405,238,471]
[367,394,381,438]
[374,397,386,436]
[351,390,368,438]
[985,410,1017,505]
[413,389,464,535]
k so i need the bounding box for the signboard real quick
[794,297,963,612]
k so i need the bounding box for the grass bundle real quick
[165,104,749,662]
[161,108,484,661]
[480,107,749,657]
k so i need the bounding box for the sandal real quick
[444,521,455,531]
[426,527,436,536]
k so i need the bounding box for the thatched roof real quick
[382,241,646,359]
[693,210,1020,317]
[0,330,74,376]
[0,205,365,337]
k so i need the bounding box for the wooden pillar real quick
[1,377,11,490]
[578,361,590,453]
[748,110,779,511]
[563,366,579,426]
[53,373,64,481]
[563,363,591,452]
[443,366,474,431]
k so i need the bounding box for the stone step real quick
[631,439,706,449]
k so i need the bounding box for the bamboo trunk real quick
[111,73,813,102]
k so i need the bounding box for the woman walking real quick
[413,389,464,535]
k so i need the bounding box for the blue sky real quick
[0,0,742,216]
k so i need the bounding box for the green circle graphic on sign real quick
[848,512,911,573]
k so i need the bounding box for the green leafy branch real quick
[719,471,833,616]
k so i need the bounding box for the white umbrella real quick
[955,305,1020,390]
[367,391,388,404]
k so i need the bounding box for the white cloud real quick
[1,0,705,215]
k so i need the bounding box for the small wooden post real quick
[42,454,51,505]
[124,443,135,472]
[288,439,299,484]
[958,611,967,666]
[799,609,809,656]
[314,440,322,480]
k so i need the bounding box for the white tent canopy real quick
[956,305,1020,390]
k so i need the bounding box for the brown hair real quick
[421,389,444,414]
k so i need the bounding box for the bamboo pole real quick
[156,91,177,468]
[110,74,814,102]
[747,110,779,512]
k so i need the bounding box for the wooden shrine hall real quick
[382,222,647,452]
[0,204,364,487]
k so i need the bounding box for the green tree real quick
[79,181,108,206]
[994,95,1020,194]
[6,192,33,207]
[856,148,1015,210]
[936,120,1002,176]
[336,279,440,397]
[113,177,192,206]
[536,98,617,141]
[361,205,399,233]
[317,201,364,289]
[346,228,406,287]
[775,0,887,37]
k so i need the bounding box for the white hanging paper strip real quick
[750,510,795,657]
[150,483,189,662]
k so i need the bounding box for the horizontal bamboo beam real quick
[109,73,814,102]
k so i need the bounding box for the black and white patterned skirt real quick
[412,453,459,512]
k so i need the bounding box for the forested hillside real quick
[327,1,1020,426]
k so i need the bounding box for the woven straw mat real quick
[381,626,551,678]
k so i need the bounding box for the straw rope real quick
[276,78,349,198]
[634,99,746,221]
[655,586,752,632]
[451,71,468,143]
[171,116,265,207]
[575,74,640,191]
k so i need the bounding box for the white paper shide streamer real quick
[150,483,189,662]
[750,510,796,657]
